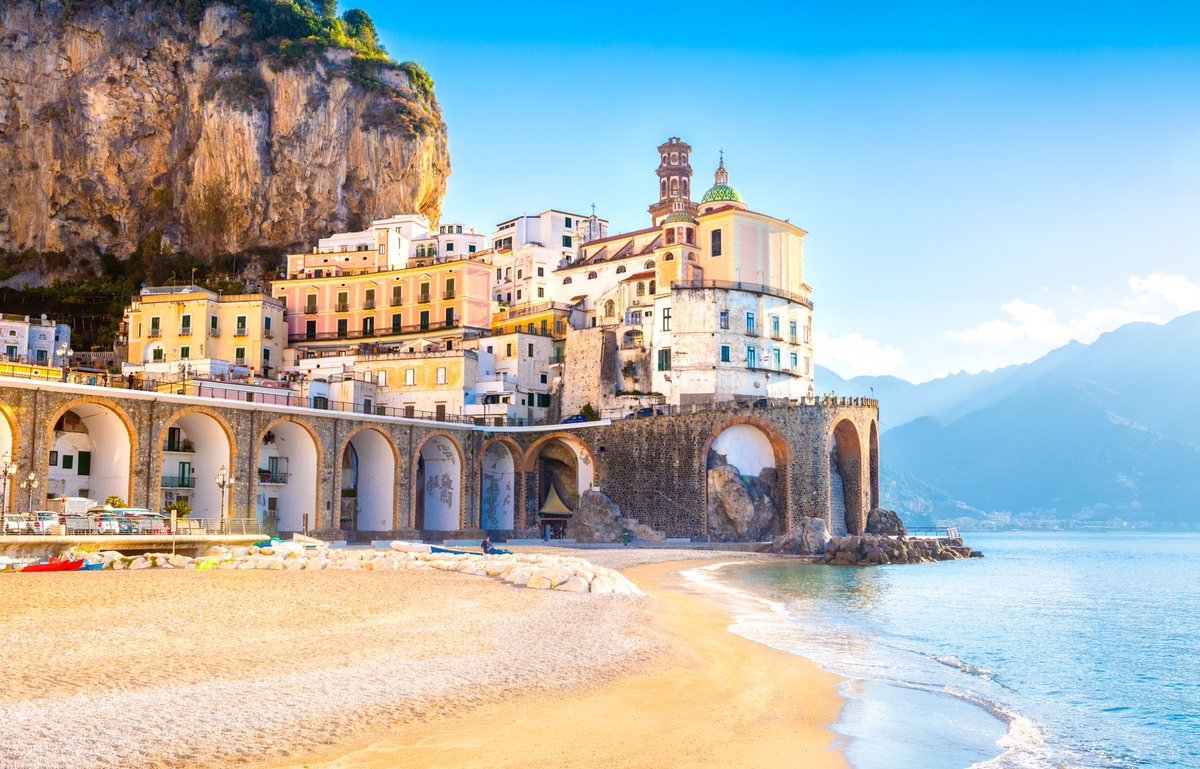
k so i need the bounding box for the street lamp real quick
[0,455,17,533]
[18,472,39,513]
[214,466,235,520]
[58,344,73,381]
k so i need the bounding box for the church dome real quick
[662,208,697,225]
[700,184,742,204]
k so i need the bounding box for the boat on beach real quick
[20,558,85,573]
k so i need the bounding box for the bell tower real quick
[649,137,698,224]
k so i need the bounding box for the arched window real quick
[649,280,656,294]
[644,260,655,269]
[636,282,645,297]
[682,178,689,195]
[605,300,615,317]
[615,265,627,274]
[665,229,676,245]
[587,271,598,279]
[664,252,675,261]
[563,277,573,285]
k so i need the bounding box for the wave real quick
[678,561,1083,769]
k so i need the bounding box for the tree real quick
[316,0,337,18]
[581,403,599,421]
[341,9,377,49]
[165,500,192,518]
[105,495,126,508]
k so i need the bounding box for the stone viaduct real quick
[0,379,879,541]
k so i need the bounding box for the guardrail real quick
[0,515,261,536]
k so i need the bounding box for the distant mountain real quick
[825,312,1200,528]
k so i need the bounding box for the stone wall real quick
[0,379,879,541]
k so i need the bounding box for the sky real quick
[352,0,1200,382]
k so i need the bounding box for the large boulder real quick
[571,490,665,543]
[770,516,832,555]
[707,464,779,542]
[865,508,908,536]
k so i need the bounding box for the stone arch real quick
[480,437,522,532]
[701,417,792,541]
[0,404,17,513]
[414,431,465,532]
[829,419,864,535]
[254,416,323,535]
[44,397,137,507]
[524,433,597,536]
[158,406,236,518]
[869,421,879,511]
[337,426,398,533]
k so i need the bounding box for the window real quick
[445,242,454,252]
[773,349,781,369]
[419,311,429,330]
[563,277,573,285]
[505,343,512,356]
[152,348,164,362]
[180,346,190,359]
[496,268,502,280]
[235,346,246,364]
[517,269,523,279]
[49,451,58,467]
[649,280,656,294]
[263,348,271,366]
[236,315,248,335]
[747,347,758,368]
[662,308,671,331]
[336,293,348,312]
[392,313,402,332]
[149,317,161,337]
[336,319,348,338]
[537,287,545,298]
[771,316,781,337]
[392,285,403,306]
[420,282,431,302]
[636,282,645,297]
[62,454,74,470]
[711,229,722,256]
[264,316,272,332]
[436,367,447,384]
[468,244,476,253]
[719,310,730,329]
[364,288,375,309]
[445,278,455,299]
[790,352,799,369]
[377,371,387,387]
[562,235,572,248]
[657,348,672,371]
[720,345,731,362]
[746,312,756,335]
[180,314,192,333]
[565,216,573,227]
[587,271,598,279]
[517,289,523,300]
[605,300,615,317]
[305,320,317,339]
[527,343,534,357]
[645,260,655,269]
[405,368,415,386]
[445,307,455,327]
[616,265,626,274]
[665,228,676,245]
[537,267,544,277]
[362,316,374,336]
[305,295,317,314]
[790,321,798,342]
[540,373,548,384]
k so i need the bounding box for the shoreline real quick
[257,557,848,769]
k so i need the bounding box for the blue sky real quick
[352,1,1200,381]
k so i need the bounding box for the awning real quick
[538,485,573,518]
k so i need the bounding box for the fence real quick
[0,515,261,536]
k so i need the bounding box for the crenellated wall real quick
[0,379,878,541]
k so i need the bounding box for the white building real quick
[488,209,608,310]
[412,223,486,261]
[0,313,71,367]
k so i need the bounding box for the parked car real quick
[631,406,659,418]
[93,514,121,535]
[561,414,589,424]
[1,514,28,533]
[30,511,60,535]
[121,511,170,535]
[61,515,95,534]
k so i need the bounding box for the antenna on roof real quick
[591,202,596,217]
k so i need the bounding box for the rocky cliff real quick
[0,0,449,259]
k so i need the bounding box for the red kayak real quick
[21,559,85,573]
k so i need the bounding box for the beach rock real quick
[167,554,193,569]
[557,575,590,593]
[128,557,150,571]
[526,574,553,590]
[589,575,615,594]
[770,517,832,555]
[865,508,907,537]
[706,464,779,542]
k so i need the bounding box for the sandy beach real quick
[0,549,845,769]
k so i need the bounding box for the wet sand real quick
[0,551,846,769]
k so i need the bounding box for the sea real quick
[685,532,1200,769]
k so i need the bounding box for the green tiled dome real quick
[663,209,697,225]
[701,184,742,204]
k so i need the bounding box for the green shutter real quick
[77,451,91,475]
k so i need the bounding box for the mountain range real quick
[818,311,1200,529]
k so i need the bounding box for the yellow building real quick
[123,286,286,377]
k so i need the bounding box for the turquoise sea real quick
[690,533,1200,769]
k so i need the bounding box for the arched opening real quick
[622,329,644,349]
[256,420,320,535]
[707,422,783,541]
[869,421,880,511]
[415,434,462,532]
[0,410,15,513]
[340,428,396,533]
[528,436,595,539]
[160,411,233,518]
[829,420,864,535]
[480,440,518,531]
[48,402,132,506]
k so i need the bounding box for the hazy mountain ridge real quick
[825,312,1200,527]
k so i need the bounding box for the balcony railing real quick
[305,305,319,315]
[264,329,274,339]
[161,475,196,489]
[179,327,193,336]
[234,327,248,337]
[148,328,162,338]
[390,298,403,307]
[289,319,466,343]
[234,358,247,366]
[364,300,376,310]
[210,327,220,336]
[164,439,195,453]
[443,291,456,300]
[258,470,288,485]
[335,303,350,312]
[418,294,431,303]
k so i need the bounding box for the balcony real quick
[234,327,248,337]
[443,290,456,300]
[164,438,195,453]
[288,319,470,344]
[258,469,288,485]
[264,329,274,339]
[179,327,193,336]
[148,328,162,338]
[305,305,319,315]
[390,298,403,307]
[418,294,431,304]
[161,475,196,489]
[234,358,247,366]
[335,303,350,313]
[364,300,376,310]
[210,327,221,337]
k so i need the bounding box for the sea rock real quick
[865,508,908,537]
[706,464,778,542]
[770,517,832,555]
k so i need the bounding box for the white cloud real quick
[947,299,1073,347]
[1128,273,1200,314]
[815,331,905,379]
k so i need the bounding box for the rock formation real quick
[572,490,665,543]
[770,516,832,555]
[706,463,779,541]
[865,507,907,536]
[0,1,449,258]
[820,534,983,565]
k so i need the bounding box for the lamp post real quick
[18,472,39,513]
[214,466,234,522]
[0,455,17,533]
[58,344,73,382]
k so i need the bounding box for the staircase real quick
[829,461,848,536]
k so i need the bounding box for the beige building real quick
[122,286,286,378]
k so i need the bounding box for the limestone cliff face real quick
[0,1,449,257]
